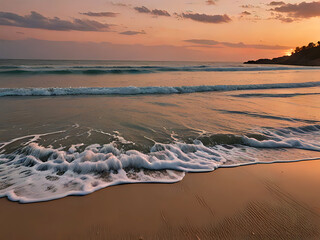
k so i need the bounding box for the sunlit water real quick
[0,60,320,203]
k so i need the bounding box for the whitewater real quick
[1,60,320,203]
[0,64,320,75]
[1,81,320,97]
[1,124,320,203]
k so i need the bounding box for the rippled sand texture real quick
[1,161,320,239]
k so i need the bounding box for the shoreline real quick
[1,160,320,239]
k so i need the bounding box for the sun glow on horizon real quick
[284,49,294,56]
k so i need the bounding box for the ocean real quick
[0,59,320,203]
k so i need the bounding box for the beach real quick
[1,160,320,239]
[1,0,320,238]
[1,60,320,239]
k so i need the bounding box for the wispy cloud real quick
[240,4,259,9]
[268,1,285,6]
[134,6,151,14]
[119,30,146,35]
[181,12,231,23]
[184,39,290,49]
[134,6,171,16]
[0,38,207,61]
[109,2,129,7]
[79,12,119,17]
[151,9,171,17]
[0,11,111,31]
[241,11,252,16]
[270,13,294,22]
[133,5,231,24]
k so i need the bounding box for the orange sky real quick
[0,0,319,61]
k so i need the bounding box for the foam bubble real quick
[0,125,319,203]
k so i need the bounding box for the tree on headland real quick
[245,40,320,66]
[307,42,316,49]
[294,46,302,53]
[293,41,319,54]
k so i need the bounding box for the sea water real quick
[0,59,320,203]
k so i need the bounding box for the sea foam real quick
[1,81,320,97]
[0,124,320,203]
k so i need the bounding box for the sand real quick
[1,160,320,239]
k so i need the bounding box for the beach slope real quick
[1,160,320,239]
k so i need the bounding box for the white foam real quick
[0,130,65,151]
[1,81,320,97]
[0,125,319,203]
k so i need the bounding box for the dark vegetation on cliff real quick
[245,41,320,66]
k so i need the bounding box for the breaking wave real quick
[0,65,319,75]
[1,81,320,97]
[233,92,320,98]
[0,124,320,203]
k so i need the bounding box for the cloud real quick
[181,13,231,23]
[134,6,171,16]
[119,30,146,35]
[268,1,285,6]
[134,6,151,14]
[241,4,259,9]
[0,11,111,31]
[109,2,129,7]
[271,1,320,19]
[272,13,294,22]
[185,39,219,45]
[151,9,171,17]
[0,38,209,61]
[184,39,290,50]
[79,12,119,17]
[0,38,289,61]
[241,5,253,8]
[206,0,217,5]
[241,11,252,16]
[133,6,230,22]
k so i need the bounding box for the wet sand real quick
[1,160,320,239]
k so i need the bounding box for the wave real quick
[0,65,319,75]
[0,124,320,203]
[1,81,320,97]
[215,109,319,124]
[233,92,320,98]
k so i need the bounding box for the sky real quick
[0,0,319,61]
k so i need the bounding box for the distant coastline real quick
[245,41,320,66]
